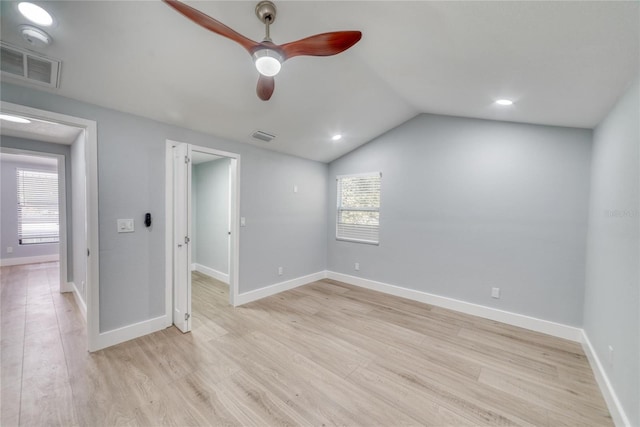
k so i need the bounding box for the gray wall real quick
[583,77,639,426]
[0,157,59,259]
[193,158,230,276]
[0,136,73,279]
[1,82,328,333]
[328,114,592,326]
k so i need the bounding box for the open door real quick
[173,143,192,332]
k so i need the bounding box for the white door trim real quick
[165,140,240,324]
[0,101,100,352]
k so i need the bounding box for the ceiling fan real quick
[163,0,362,101]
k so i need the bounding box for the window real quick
[17,169,59,245]
[336,172,381,244]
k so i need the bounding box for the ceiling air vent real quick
[0,42,61,89]
[251,130,276,142]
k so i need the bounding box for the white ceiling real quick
[1,1,638,163]
[0,115,82,144]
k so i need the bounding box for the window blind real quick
[336,172,381,244]
[17,169,59,245]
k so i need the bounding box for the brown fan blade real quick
[280,31,362,60]
[163,0,259,53]
[256,75,275,101]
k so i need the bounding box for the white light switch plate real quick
[117,219,134,233]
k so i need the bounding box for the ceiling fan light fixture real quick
[495,99,514,106]
[253,49,282,77]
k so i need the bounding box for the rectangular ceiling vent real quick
[251,130,276,143]
[0,42,61,89]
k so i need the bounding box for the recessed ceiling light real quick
[0,114,31,124]
[495,99,514,106]
[18,2,53,27]
[331,134,342,141]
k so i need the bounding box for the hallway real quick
[1,262,82,425]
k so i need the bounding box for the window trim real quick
[336,171,381,245]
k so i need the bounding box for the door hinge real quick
[87,248,90,257]
[184,156,190,164]
[184,236,190,244]
[185,313,190,321]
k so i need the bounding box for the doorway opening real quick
[0,149,67,290]
[0,101,99,351]
[165,140,240,333]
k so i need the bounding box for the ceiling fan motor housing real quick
[255,1,276,24]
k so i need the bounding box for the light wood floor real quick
[1,262,612,426]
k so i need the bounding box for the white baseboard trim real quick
[69,281,87,321]
[581,332,630,427]
[193,263,229,285]
[60,281,74,293]
[0,254,59,267]
[326,271,583,342]
[93,315,168,351]
[235,271,327,306]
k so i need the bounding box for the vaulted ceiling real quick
[1,1,638,162]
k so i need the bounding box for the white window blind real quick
[336,172,381,244]
[17,169,59,245]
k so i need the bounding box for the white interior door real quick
[173,143,192,332]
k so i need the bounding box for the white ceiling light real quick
[18,2,53,26]
[0,114,32,124]
[253,49,282,77]
[331,134,342,141]
[495,99,514,106]
[20,25,52,46]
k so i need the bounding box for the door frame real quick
[165,140,241,328]
[0,101,99,352]
[0,147,68,292]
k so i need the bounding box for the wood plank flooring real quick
[1,262,612,426]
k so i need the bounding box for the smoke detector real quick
[20,25,52,47]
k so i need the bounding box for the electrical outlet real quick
[355,262,360,271]
[608,345,614,366]
[6,246,13,254]
[278,266,283,276]
[491,287,500,299]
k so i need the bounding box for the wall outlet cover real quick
[117,219,134,233]
[491,287,500,298]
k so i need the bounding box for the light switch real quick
[240,217,246,227]
[117,219,134,233]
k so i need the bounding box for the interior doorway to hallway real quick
[0,101,99,351]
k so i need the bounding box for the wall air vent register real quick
[251,130,276,142]
[1,42,61,89]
